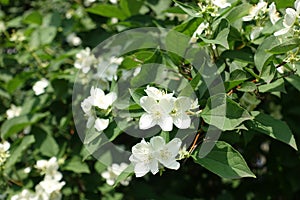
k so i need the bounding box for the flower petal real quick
[145,86,162,100]
[94,118,109,131]
[161,160,180,170]
[140,96,157,113]
[159,97,175,113]
[134,163,150,177]
[173,112,191,129]
[283,8,297,27]
[105,92,117,106]
[158,115,173,131]
[165,138,182,157]
[149,160,159,175]
[274,27,290,36]
[139,113,156,130]
[150,136,166,150]
[175,97,192,112]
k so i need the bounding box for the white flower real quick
[24,167,31,174]
[170,97,192,129]
[6,104,22,119]
[95,56,122,84]
[66,33,82,46]
[11,189,35,200]
[139,96,175,131]
[243,0,268,21]
[74,47,96,74]
[144,85,174,101]
[269,2,280,25]
[109,0,118,4]
[89,86,117,110]
[274,3,300,36]
[101,162,131,186]
[84,0,96,7]
[35,178,65,200]
[129,136,182,177]
[190,22,209,43]
[212,0,231,9]
[94,118,109,131]
[129,139,156,177]
[81,96,93,115]
[0,141,10,166]
[151,136,182,170]
[111,17,118,24]
[36,157,62,181]
[10,31,26,42]
[33,78,49,96]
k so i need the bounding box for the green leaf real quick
[225,69,251,91]
[6,72,35,94]
[246,111,297,150]
[29,27,57,49]
[86,4,127,20]
[4,135,35,170]
[192,141,256,179]
[63,156,90,174]
[224,3,252,23]
[285,75,300,92]
[260,64,276,83]
[254,36,279,72]
[268,38,300,54]
[237,82,257,92]
[200,28,230,49]
[120,0,144,17]
[174,17,203,37]
[129,87,145,105]
[23,11,43,25]
[221,50,254,64]
[258,78,286,93]
[172,0,200,17]
[1,113,48,139]
[201,93,253,131]
[33,126,59,157]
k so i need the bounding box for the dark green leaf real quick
[86,4,127,20]
[23,11,43,25]
[63,156,90,174]
[201,93,253,131]
[268,38,300,54]
[246,111,297,150]
[285,75,300,92]
[1,113,48,139]
[192,141,256,179]
[258,78,286,93]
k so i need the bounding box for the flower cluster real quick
[274,0,300,36]
[6,104,22,119]
[66,33,82,46]
[81,86,117,131]
[129,136,182,177]
[74,47,97,74]
[243,1,280,40]
[0,141,10,167]
[33,78,49,96]
[11,157,65,200]
[101,162,131,186]
[190,0,231,42]
[139,86,194,132]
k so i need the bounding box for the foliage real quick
[0,0,300,199]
